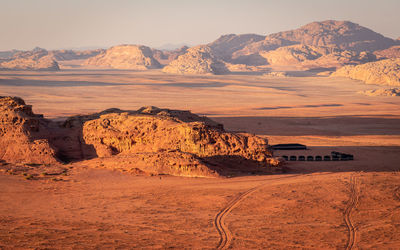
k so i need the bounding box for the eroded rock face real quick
[0,48,59,71]
[0,98,280,177]
[84,45,161,70]
[331,58,400,86]
[0,97,58,164]
[162,45,229,75]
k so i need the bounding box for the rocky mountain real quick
[0,97,281,177]
[0,48,59,71]
[374,46,400,59]
[162,45,229,74]
[331,58,400,86]
[84,45,161,70]
[229,20,398,66]
[260,44,376,70]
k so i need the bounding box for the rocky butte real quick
[0,97,281,177]
[84,44,161,70]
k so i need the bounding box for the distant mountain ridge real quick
[2,20,399,73]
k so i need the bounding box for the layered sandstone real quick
[84,45,161,70]
[331,58,400,86]
[162,45,229,75]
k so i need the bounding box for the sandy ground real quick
[1,69,400,249]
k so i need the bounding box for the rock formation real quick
[359,88,400,97]
[0,97,58,164]
[84,45,161,70]
[0,48,59,71]
[230,20,398,66]
[259,44,376,70]
[162,45,229,75]
[0,97,281,177]
[374,46,400,59]
[331,58,400,86]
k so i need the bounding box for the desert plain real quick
[0,68,399,249]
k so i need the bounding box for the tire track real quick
[344,175,360,250]
[214,175,302,249]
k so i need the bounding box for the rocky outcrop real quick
[0,97,58,164]
[259,44,376,69]
[374,46,400,59]
[0,48,59,71]
[84,45,161,70]
[359,88,400,97]
[162,45,229,74]
[0,98,280,177]
[331,58,400,86]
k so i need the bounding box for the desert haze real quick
[1,18,400,249]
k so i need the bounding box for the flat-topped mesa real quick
[84,44,162,70]
[0,97,58,164]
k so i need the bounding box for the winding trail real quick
[344,175,360,250]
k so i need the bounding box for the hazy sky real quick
[1,0,399,50]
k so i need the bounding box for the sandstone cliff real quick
[331,58,400,86]
[162,45,229,75]
[84,45,161,70]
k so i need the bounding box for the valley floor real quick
[0,70,400,248]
